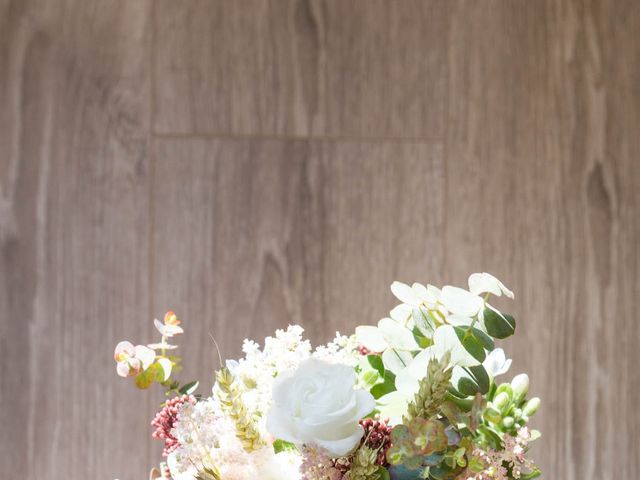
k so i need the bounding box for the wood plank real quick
[0,1,153,478]
[153,0,448,139]
[152,137,445,379]
[445,1,640,477]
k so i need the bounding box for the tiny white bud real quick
[523,397,541,416]
[511,373,530,401]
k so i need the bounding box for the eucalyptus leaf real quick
[454,327,486,362]
[178,380,199,395]
[483,307,516,339]
[273,439,297,454]
[367,355,385,375]
[134,363,164,389]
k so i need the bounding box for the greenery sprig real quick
[215,367,265,452]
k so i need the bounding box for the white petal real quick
[382,348,413,375]
[378,318,419,351]
[440,286,484,317]
[432,325,479,367]
[114,341,135,360]
[312,425,365,457]
[395,367,420,397]
[147,342,178,350]
[468,272,514,299]
[355,326,388,352]
[390,281,422,306]
[390,304,412,324]
[406,349,434,379]
[154,318,166,335]
[162,324,184,338]
[483,348,512,377]
[446,314,474,327]
[134,345,156,370]
[377,392,410,426]
[157,358,172,381]
[427,284,442,299]
[116,361,131,377]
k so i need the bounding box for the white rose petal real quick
[266,358,375,457]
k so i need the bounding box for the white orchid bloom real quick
[482,348,512,378]
[114,341,155,377]
[468,272,514,299]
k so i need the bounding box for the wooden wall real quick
[1,1,639,478]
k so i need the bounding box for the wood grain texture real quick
[0,0,154,478]
[444,1,640,477]
[152,138,444,375]
[1,0,639,479]
[153,0,448,138]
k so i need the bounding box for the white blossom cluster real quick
[313,331,360,366]
[167,398,300,480]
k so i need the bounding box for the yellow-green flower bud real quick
[483,406,502,424]
[523,397,541,416]
[502,416,515,429]
[495,383,513,401]
[511,374,529,401]
[493,392,510,413]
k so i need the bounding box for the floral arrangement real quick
[114,273,541,480]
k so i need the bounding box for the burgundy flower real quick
[151,394,196,456]
[360,416,392,466]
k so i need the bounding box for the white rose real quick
[266,358,375,457]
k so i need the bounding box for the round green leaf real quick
[483,307,516,339]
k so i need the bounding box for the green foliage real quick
[358,354,397,399]
[134,363,165,389]
[179,380,199,395]
[345,445,389,480]
[273,439,297,454]
[482,308,516,339]
[386,418,448,468]
[452,365,490,397]
[479,375,541,442]
[454,327,489,362]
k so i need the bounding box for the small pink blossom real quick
[114,341,155,377]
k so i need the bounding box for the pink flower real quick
[151,395,196,457]
[114,341,155,377]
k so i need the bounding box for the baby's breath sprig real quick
[214,367,265,452]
